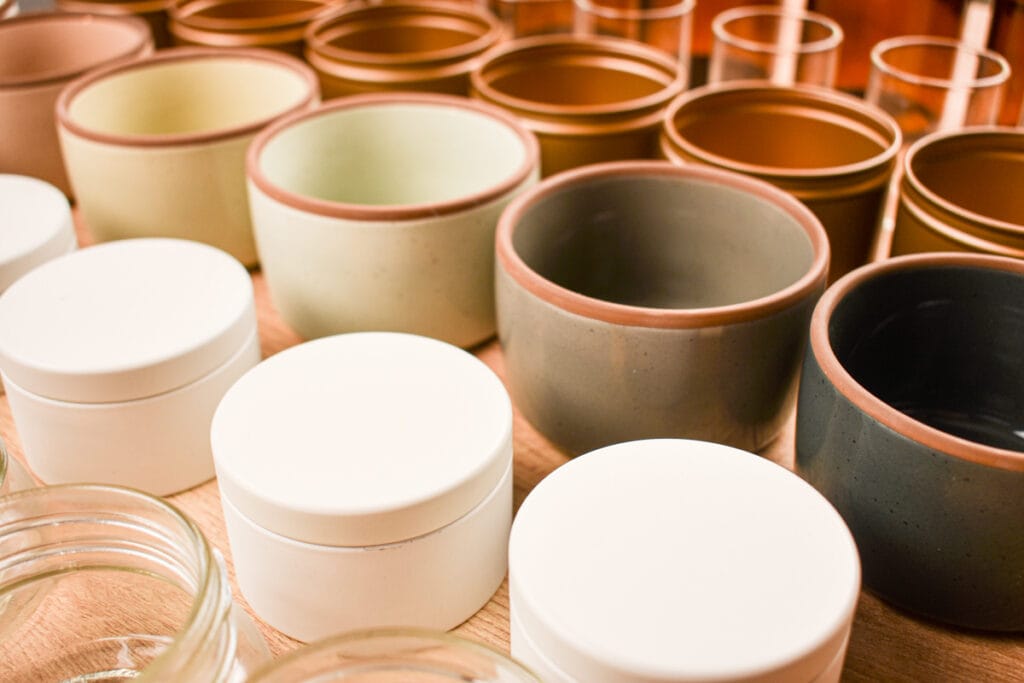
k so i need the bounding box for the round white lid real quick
[0,174,76,293]
[211,332,513,547]
[509,439,860,683]
[0,238,256,403]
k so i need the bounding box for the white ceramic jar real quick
[212,332,513,642]
[0,174,77,294]
[0,238,259,495]
[509,439,861,683]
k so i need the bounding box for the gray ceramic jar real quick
[796,253,1024,631]
[496,161,829,455]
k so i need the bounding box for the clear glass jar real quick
[249,628,541,682]
[0,483,269,681]
[0,436,31,496]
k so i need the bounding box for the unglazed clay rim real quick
[0,12,152,88]
[169,0,334,31]
[247,92,540,221]
[56,0,173,15]
[306,0,504,68]
[809,252,1024,471]
[470,34,685,118]
[904,126,1024,238]
[870,35,1010,91]
[662,81,902,181]
[496,160,830,328]
[711,5,843,56]
[56,47,319,148]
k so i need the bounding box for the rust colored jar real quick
[56,0,174,47]
[169,0,341,55]
[471,35,685,176]
[661,82,901,282]
[305,0,505,99]
[891,127,1024,260]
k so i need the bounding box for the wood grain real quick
[0,220,1021,681]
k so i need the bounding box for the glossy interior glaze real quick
[829,266,1024,451]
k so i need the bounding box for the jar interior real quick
[324,22,484,54]
[66,58,310,136]
[258,103,527,206]
[0,18,145,83]
[486,60,668,106]
[186,0,323,22]
[829,266,1024,451]
[511,174,814,308]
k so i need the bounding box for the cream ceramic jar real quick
[0,238,259,495]
[509,439,861,683]
[212,332,513,642]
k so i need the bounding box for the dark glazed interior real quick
[511,175,814,308]
[829,266,1024,451]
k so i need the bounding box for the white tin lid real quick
[211,332,513,547]
[0,175,76,293]
[0,238,256,403]
[509,439,860,683]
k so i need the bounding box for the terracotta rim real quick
[810,252,1024,472]
[471,35,685,118]
[55,0,173,15]
[899,185,1024,259]
[56,47,319,148]
[496,160,830,329]
[662,81,902,182]
[247,92,540,222]
[167,17,305,46]
[169,0,335,31]
[712,5,843,56]
[871,35,1010,90]
[904,126,1024,238]
[306,0,503,68]
[0,12,152,89]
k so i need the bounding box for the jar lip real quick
[870,35,1011,90]
[170,0,335,32]
[711,4,844,56]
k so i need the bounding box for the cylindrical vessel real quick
[0,436,32,496]
[0,484,270,680]
[56,47,319,267]
[573,0,696,63]
[56,0,174,47]
[0,175,77,295]
[496,161,829,455]
[0,12,152,197]
[471,35,685,176]
[247,92,539,347]
[490,0,574,38]
[169,0,341,55]
[212,333,514,642]
[510,439,860,682]
[892,127,1024,258]
[661,82,901,281]
[0,238,260,495]
[797,253,1024,631]
[306,0,505,98]
[249,629,541,682]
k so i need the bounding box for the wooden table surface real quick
[1,221,1022,682]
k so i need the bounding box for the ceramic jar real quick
[0,238,260,495]
[891,127,1024,258]
[471,35,686,176]
[0,12,153,197]
[510,439,861,682]
[797,253,1024,631]
[496,161,829,455]
[661,82,901,282]
[305,0,505,98]
[247,92,539,347]
[212,332,514,642]
[56,47,319,267]
[56,0,174,46]
[0,175,77,295]
[169,0,341,55]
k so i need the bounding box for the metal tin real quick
[169,0,341,55]
[305,0,505,98]
[56,0,175,47]
[471,35,685,176]
[891,127,1024,259]
[661,82,901,282]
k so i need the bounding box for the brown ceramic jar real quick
[56,0,174,47]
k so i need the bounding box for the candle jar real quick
[0,484,270,680]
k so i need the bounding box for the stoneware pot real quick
[796,252,1024,631]
[56,47,319,267]
[247,92,540,347]
[169,0,341,55]
[471,35,686,176]
[0,12,153,197]
[496,160,829,455]
[891,127,1024,259]
[56,0,174,47]
[305,0,505,98]
[661,81,901,282]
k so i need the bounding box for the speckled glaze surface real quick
[496,161,829,455]
[796,253,1024,631]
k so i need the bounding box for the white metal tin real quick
[0,238,259,494]
[509,439,860,683]
[212,332,514,642]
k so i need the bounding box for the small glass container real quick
[0,483,270,681]
[0,437,32,496]
[249,628,541,682]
